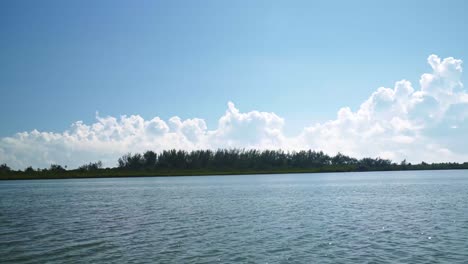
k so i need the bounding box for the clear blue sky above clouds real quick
[1,0,466,137]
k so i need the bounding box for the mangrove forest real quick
[1,149,468,180]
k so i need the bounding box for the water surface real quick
[1,170,468,263]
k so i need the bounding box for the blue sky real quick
[1,0,466,136]
[1,1,468,168]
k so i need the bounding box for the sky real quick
[1,0,468,169]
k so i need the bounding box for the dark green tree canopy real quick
[2,149,468,180]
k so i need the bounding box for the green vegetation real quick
[1,149,468,180]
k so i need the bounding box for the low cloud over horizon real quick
[1,54,467,169]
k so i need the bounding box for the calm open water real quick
[1,170,468,263]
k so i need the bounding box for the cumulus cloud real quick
[296,54,467,162]
[0,102,288,169]
[1,54,467,169]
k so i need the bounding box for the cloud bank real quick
[1,54,467,169]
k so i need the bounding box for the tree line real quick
[1,149,468,179]
[116,149,390,170]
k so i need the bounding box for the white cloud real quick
[1,54,467,169]
[296,54,468,162]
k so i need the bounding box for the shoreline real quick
[2,167,468,181]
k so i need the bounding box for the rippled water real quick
[1,170,468,263]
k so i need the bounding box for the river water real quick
[1,170,468,263]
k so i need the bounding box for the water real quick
[1,170,468,263]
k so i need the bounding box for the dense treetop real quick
[1,149,468,180]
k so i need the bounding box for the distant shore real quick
[2,166,468,180]
[2,149,468,180]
